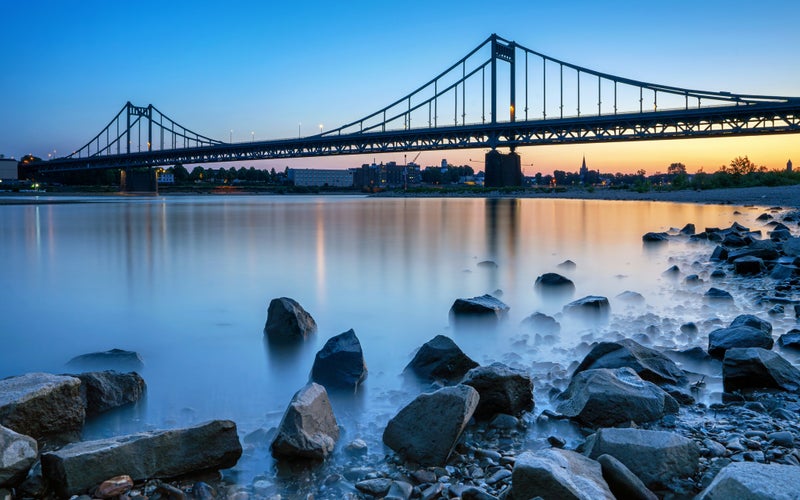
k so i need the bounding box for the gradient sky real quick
[2,0,798,175]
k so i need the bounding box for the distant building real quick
[288,168,353,187]
[788,159,793,173]
[0,156,18,181]
[353,162,420,190]
[579,156,589,183]
[157,172,175,184]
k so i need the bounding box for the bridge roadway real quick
[38,100,800,172]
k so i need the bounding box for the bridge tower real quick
[485,35,522,187]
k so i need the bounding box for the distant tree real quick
[534,172,543,185]
[189,166,205,181]
[172,163,189,182]
[635,169,646,179]
[667,162,687,176]
[720,156,758,176]
[553,170,567,185]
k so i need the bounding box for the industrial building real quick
[0,156,18,181]
[288,168,354,187]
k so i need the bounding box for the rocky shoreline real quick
[4,205,800,499]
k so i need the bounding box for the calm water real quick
[0,194,771,481]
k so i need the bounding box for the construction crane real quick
[404,152,422,166]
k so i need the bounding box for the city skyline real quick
[2,0,798,175]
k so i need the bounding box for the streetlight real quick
[251,131,254,142]
[298,122,302,138]
[319,124,323,134]
[230,129,233,143]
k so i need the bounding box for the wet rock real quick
[756,212,773,221]
[777,329,800,349]
[723,233,748,247]
[562,296,610,321]
[768,431,794,447]
[710,269,726,279]
[383,385,478,466]
[449,294,510,325]
[264,297,317,341]
[535,273,575,292]
[684,274,702,284]
[41,420,241,498]
[555,368,678,427]
[710,246,728,261]
[462,486,499,500]
[733,256,765,275]
[642,232,668,242]
[573,339,686,387]
[511,448,614,500]
[403,335,478,384]
[345,438,368,456]
[596,453,657,500]
[66,348,144,372]
[616,291,645,304]
[723,348,800,392]
[477,260,498,268]
[271,383,339,460]
[462,363,534,418]
[16,460,43,498]
[726,239,779,262]
[730,314,773,335]
[584,428,700,490]
[0,372,84,440]
[662,265,680,276]
[386,480,413,500]
[770,264,797,279]
[557,259,577,270]
[708,326,774,359]
[782,237,800,257]
[680,223,695,235]
[310,329,367,390]
[95,475,133,498]
[75,371,146,417]
[355,478,393,497]
[489,413,519,429]
[768,304,785,316]
[696,462,800,499]
[521,312,560,334]
[680,322,698,335]
[0,425,37,487]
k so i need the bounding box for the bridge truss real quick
[41,34,800,172]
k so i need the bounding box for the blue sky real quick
[2,0,798,174]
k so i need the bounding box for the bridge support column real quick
[120,168,158,194]
[484,150,522,188]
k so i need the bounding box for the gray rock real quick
[596,454,657,500]
[768,431,794,447]
[777,329,800,349]
[0,373,84,440]
[310,329,367,390]
[264,297,317,340]
[355,478,392,497]
[16,460,43,498]
[41,420,241,497]
[730,314,773,335]
[385,480,413,500]
[557,259,577,270]
[662,265,680,276]
[573,339,686,387]
[733,256,765,275]
[462,486,499,500]
[534,273,576,293]
[449,294,510,325]
[770,264,797,279]
[511,448,614,500]
[680,223,695,235]
[782,237,800,257]
[563,296,610,321]
[696,462,800,499]
[704,287,733,301]
[616,291,645,304]
[708,326,774,359]
[584,428,700,489]
[521,312,560,334]
[271,383,339,460]
[66,349,144,372]
[723,348,800,392]
[383,385,478,466]
[726,239,779,262]
[0,425,37,488]
[710,246,728,261]
[555,368,678,427]
[74,371,146,417]
[642,232,668,242]
[403,335,478,384]
[462,363,534,418]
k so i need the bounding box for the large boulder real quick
[74,371,146,417]
[733,256,765,275]
[722,348,800,392]
[0,373,84,440]
[563,296,610,321]
[726,239,779,262]
[449,294,509,326]
[534,273,576,294]
[264,297,317,341]
[0,425,37,488]
[696,462,800,500]
[41,420,241,498]
[778,329,800,349]
[555,368,678,427]
[66,349,144,372]
[573,339,686,387]
[511,448,614,500]
[596,454,657,500]
[520,312,560,334]
[403,335,478,384]
[730,314,772,335]
[461,363,533,418]
[310,329,367,391]
[642,232,668,243]
[583,428,700,490]
[704,288,733,301]
[708,326,774,359]
[383,385,478,466]
[271,383,339,460]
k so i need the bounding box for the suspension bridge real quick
[35,34,800,183]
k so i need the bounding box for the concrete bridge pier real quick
[120,168,158,193]
[484,149,522,187]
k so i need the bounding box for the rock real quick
[726,239,779,262]
[271,383,339,460]
[477,260,498,268]
[511,448,614,500]
[557,259,577,270]
[704,287,733,301]
[521,312,560,334]
[573,339,686,387]
[778,329,800,349]
[642,232,668,242]
[756,212,773,221]
[383,385,478,466]
[16,460,43,498]
[355,478,393,497]
[462,486,499,500]
[489,413,519,429]
[733,256,765,275]
[386,481,413,500]
[616,291,645,304]
[263,297,317,341]
[730,314,773,335]
[596,454,657,500]
[449,294,510,326]
[403,335,478,384]
[680,223,695,235]
[0,425,37,488]
[770,264,797,280]
[461,363,534,418]
[0,373,84,440]
[662,265,680,276]
[41,420,241,498]
[66,349,144,372]
[696,462,800,499]
[95,475,133,498]
[723,348,800,392]
[345,438,368,456]
[584,428,700,490]
[310,329,367,390]
[782,237,800,257]
[768,431,794,447]
[555,368,678,427]
[75,371,146,417]
[710,269,726,279]
[708,326,774,359]
[534,273,575,292]
[562,296,610,321]
[680,322,698,335]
